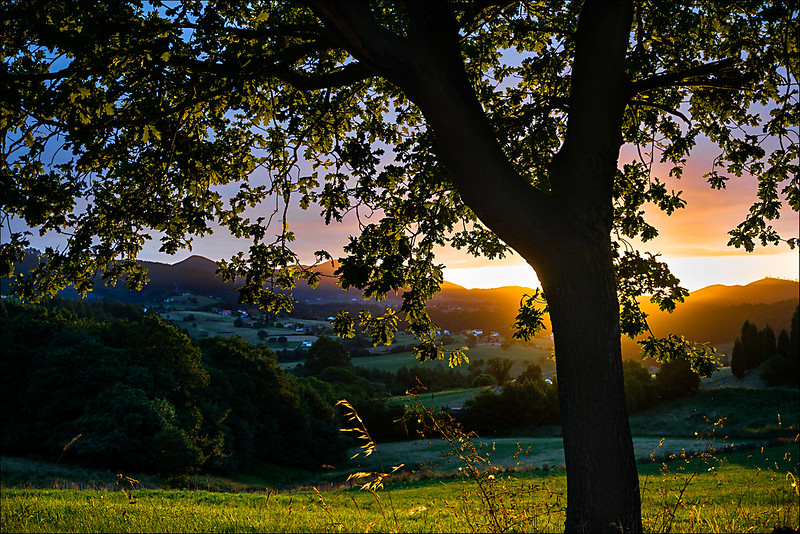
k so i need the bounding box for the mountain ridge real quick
[3,251,796,354]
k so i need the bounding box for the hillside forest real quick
[1,294,797,482]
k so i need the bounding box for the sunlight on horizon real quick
[443,250,799,291]
[444,264,541,290]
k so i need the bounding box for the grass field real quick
[397,388,487,409]
[349,342,556,375]
[2,444,797,533]
[340,434,769,476]
[161,310,322,349]
[628,386,799,439]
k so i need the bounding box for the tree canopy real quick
[2,1,796,354]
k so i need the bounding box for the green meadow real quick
[348,342,556,375]
[2,444,797,533]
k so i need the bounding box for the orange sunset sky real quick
[19,135,797,293]
[127,137,798,293]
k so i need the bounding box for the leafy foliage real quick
[1,0,796,363]
[0,299,347,476]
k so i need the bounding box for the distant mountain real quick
[173,254,220,274]
[0,250,240,304]
[4,251,796,356]
[622,277,798,358]
[681,277,796,306]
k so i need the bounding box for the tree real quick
[2,2,797,531]
[486,356,514,385]
[788,305,800,386]
[776,329,790,359]
[758,324,776,366]
[303,335,351,375]
[518,362,544,385]
[655,356,701,401]
[740,320,760,371]
[731,338,748,379]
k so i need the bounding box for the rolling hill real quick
[3,251,796,356]
[622,277,798,358]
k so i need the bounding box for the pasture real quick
[349,342,556,375]
[338,434,766,475]
[1,443,797,533]
[160,309,323,349]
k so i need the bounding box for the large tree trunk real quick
[311,2,641,532]
[535,235,642,533]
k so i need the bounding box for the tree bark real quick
[534,234,642,533]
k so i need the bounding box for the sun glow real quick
[443,264,541,290]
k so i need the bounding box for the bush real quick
[759,355,789,386]
[622,360,656,413]
[655,357,700,401]
[471,373,495,388]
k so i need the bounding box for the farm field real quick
[348,342,556,375]
[338,434,767,475]
[1,444,797,533]
[160,309,324,349]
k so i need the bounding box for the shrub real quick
[471,373,495,388]
[759,355,789,387]
[622,360,657,413]
[655,357,700,401]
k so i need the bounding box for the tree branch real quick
[631,58,740,94]
[628,99,690,124]
[308,1,556,262]
[275,62,373,90]
[302,0,415,78]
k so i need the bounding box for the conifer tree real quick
[758,325,776,367]
[741,320,760,371]
[789,306,800,386]
[731,338,748,379]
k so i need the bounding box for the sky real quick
[16,130,797,293]
[10,54,798,294]
[126,138,799,293]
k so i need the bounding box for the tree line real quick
[730,305,800,386]
[0,297,735,482]
[0,299,347,481]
